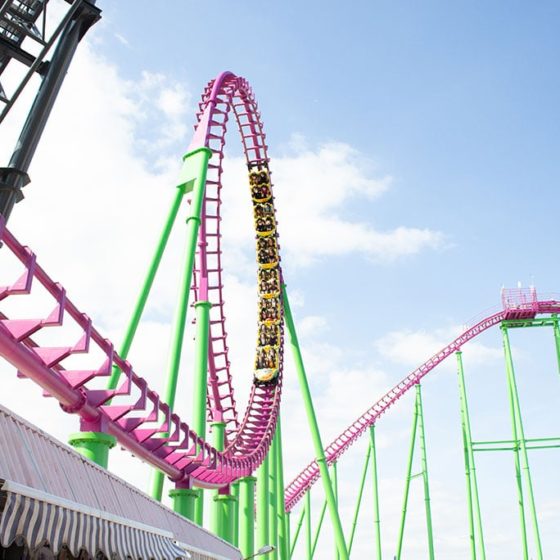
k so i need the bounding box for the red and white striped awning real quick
[0,403,242,560]
[0,480,188,560]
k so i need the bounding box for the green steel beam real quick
[305,491,312,560]
[502,326,529,559]
[286,511,291,560]
[456,351,486,560]
[333,462,339,560]
[416,385,435,560]
[552,315,560,376]
[211,420,226,535]
[502,326,543,560]
[311,500,327,559]
[68,431,115,468]
[347,445,371,556]
[169,486,198,521]
[474,445,560,452]
[282,285,349,560]
[214,493,237,544]
[107,186,185,391]
[149,146,212,502]
[369,425,382,560]
[276,418,289,560]
[257,454,270,551]
[395,386,419,560]
[503,318,557,329]
[289,506,305,559]
[473,437,560,445]
[232,481,240,547]
[269,431,279,560]
[192,299,212,526]
[396,385,434,559]
[238,477,256,557]
[310,463,337,559]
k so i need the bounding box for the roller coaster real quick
[0,7,558,560]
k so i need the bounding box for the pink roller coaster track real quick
[283,295,560,511]
[2,71,559,517]
[0,72,283,489]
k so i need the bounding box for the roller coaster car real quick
[254,367,279,383]
[254,202,274,218]
[251,184,271,203]
[257,249,279,269]
[259,296,281,323]
[254,345,279,383]
[257,236,276,250]
[258,323,280,347]
[249,168,271,186]
[258,268,280,297]
[255,216,276,237]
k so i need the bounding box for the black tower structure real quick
[0,0,101,223]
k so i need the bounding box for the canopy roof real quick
[0,404,241,560]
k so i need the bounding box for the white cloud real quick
[114,33,130,47]
[374,325,503,372]
[219,140,444,268]
[2,29,532,560]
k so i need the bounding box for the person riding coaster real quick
[251,184,271,202]
[257,237,278,258]
[248,162,282,386]
[254,367,278,383]
[249,167,271,186]
[255,202,274,217]
[255,214,275,236]
[258,268,280,297]
[259,296,280,323]
[258,323,280,346]
[254,344,279,383]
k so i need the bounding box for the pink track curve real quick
[284,298,560,511]
[189,72,284,458]
[0,72,283,488]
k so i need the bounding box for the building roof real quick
[0,403,241,560]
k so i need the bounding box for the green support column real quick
[286,511,291,560]
[502,326,543,560]
[552,315,560,377]
[332,462,339,560]
[169,486,199,521]
[310,463,338,559]
[192,299,212,525]
[347,445,371,555]
[214,492,237,543]
[275,418,288,560]
[396,385,434,559]
[305,491,312,560]
[369,425,382,560]
[268,432,279,560]
[290,505,305,558]
[149,146,212,502]
[311,500,327,558]
[416,385,435,560]
[107,186,185,391]
[456,351,486,560]
[68,431,115,468]
[232,481,240,547]
[257,453,270,550]
[211,419,226,534]
[396,387,419,560]
[210,415,237,544]
[239,477,256,557]
[502,326,529,559]
[282,285,349,560]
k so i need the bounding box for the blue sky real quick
[100,0,560,325]
[1,1,560,558]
